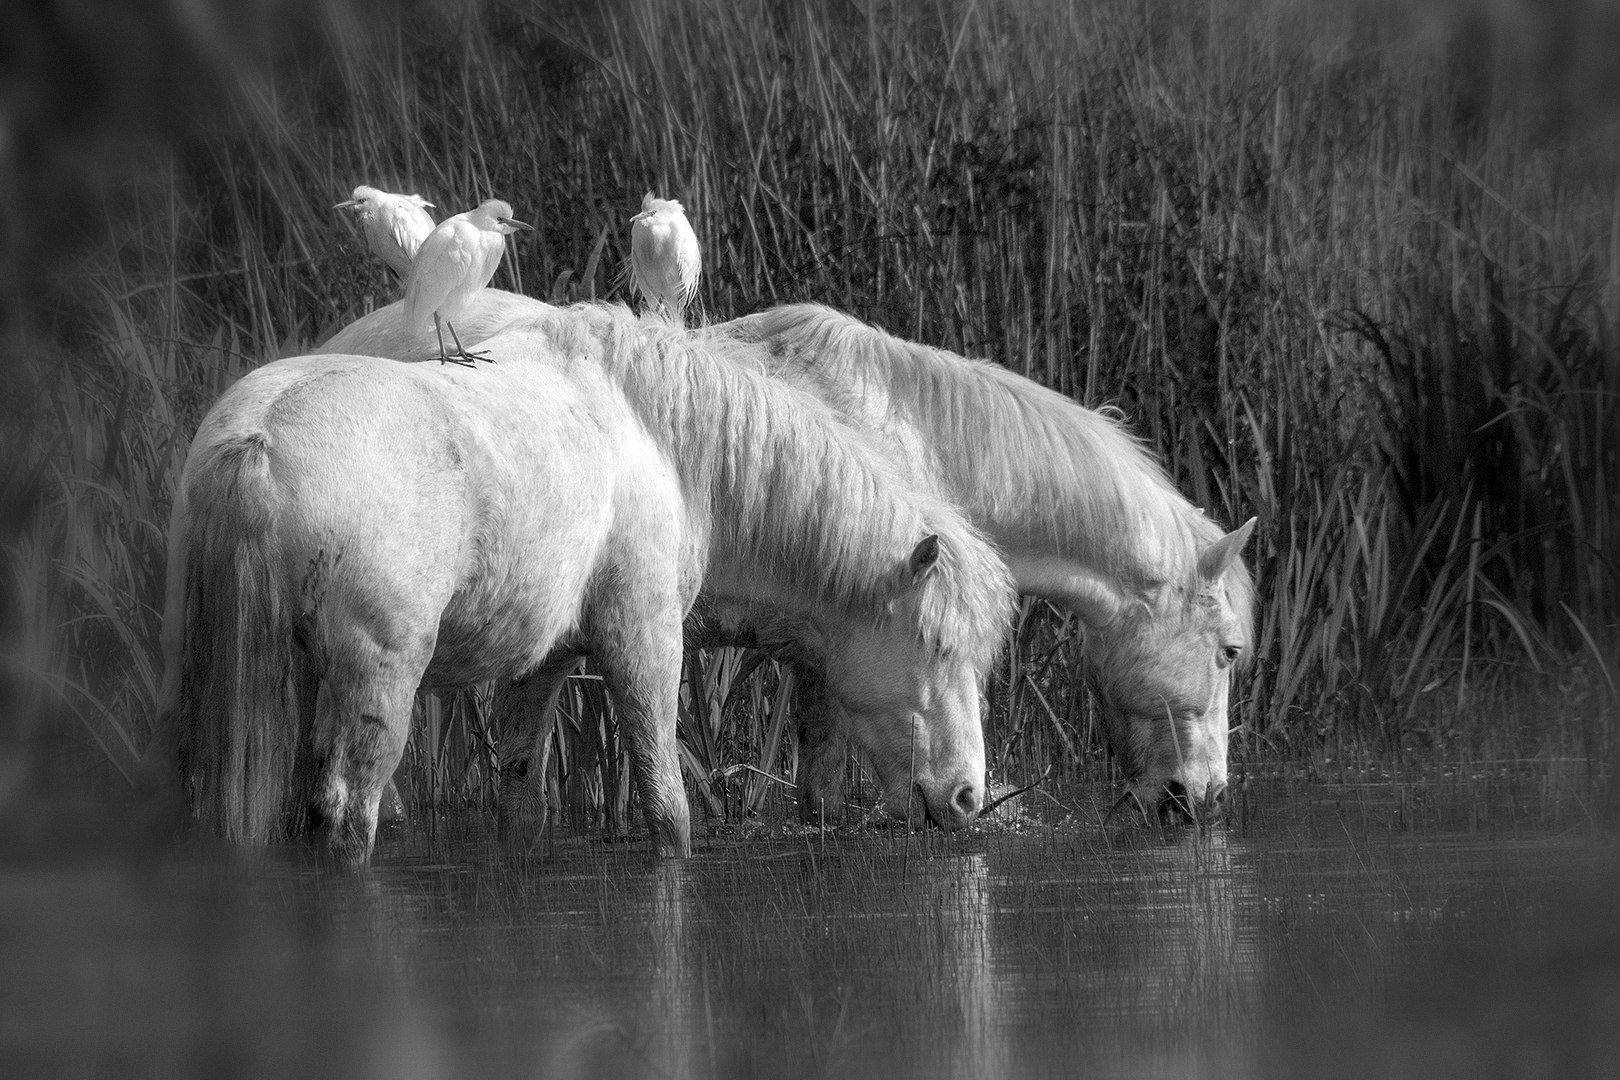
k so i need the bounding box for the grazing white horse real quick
[145,304,1013,865]
[720,305,1257,821]
[320,291,1256,826]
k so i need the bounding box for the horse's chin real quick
[879,786,931,829]
[881,782,978,831]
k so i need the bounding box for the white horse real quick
[321,291,1255,827]
[719,305,1256,821]
[144,303,1013,865]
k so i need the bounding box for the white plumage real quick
[333,185,436,280]
[629,193,701,325]
[405,198,534,365]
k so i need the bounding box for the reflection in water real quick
[1141,831,1258,1039]
[932,853,1005,1079]
[3,779,1618,1078]
[647,863,695,1080]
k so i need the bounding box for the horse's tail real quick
[171,432,310,842]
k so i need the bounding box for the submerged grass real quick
[8,0,1618,824]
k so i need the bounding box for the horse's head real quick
[1083,519,1256,821]
[815,535,998,832]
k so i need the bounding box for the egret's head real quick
[632,192,684,223]
[476,199,534,235]
[332,185,378,212]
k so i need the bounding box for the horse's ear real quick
[906,534,941,584]
[1198,516,1257,581]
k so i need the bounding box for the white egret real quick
[629,193,701,325]
[332,185,436,280]
[405,199,534,366]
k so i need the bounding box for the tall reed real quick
[14,0,1616,818]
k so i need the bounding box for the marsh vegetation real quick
[7,0,1616,823]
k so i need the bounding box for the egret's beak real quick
[333,199,359,210]
[500,217,535,232]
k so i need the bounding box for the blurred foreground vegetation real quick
[6,0,1617,825]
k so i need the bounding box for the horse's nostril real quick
[950,782,981,821]
[1159,780,1194,824]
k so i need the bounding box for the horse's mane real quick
[723,304,1256,643]
[477,303,1015,670]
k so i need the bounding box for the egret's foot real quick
[438,352,477,367]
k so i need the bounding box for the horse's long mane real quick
[478,303,1015,670]
[723,304,1255,638]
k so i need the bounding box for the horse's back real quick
[318,291,554,363]
[186,351,647,684]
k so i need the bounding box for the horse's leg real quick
[594,615,689,858]
[378,771,406,826]
[495,654,585,853]
[795,666,851,826]
[311,646,427,868]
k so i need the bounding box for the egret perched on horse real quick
[629,193,701,325]
[320,290,1258,835]
[405,198,533,365]
[145,303,1014,866]
[332,185,436,281]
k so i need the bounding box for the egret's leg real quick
[446,322,492,364]
[433,315,460,366]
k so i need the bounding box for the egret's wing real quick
[675,227,702,307]
[471,229,509,292]
[404,222,475,330]
[388,201,436,260]
[628,221,657,302]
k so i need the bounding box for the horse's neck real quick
[840,355,1197,614]
[1002,550,1138,628]
[685,593,824,666]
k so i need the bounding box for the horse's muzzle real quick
[1160,779,1228,824]
[916,779,983,830]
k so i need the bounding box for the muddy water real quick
[3,776,1617,1078]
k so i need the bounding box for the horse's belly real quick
[420,615,580,688]
[424,534,604,685]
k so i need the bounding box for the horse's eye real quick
[1221,645,1241,665]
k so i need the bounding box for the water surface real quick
[3,774,1616,1078]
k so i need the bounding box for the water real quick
[3,775,1617,1078]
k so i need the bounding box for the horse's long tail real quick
[170,432,309,842]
